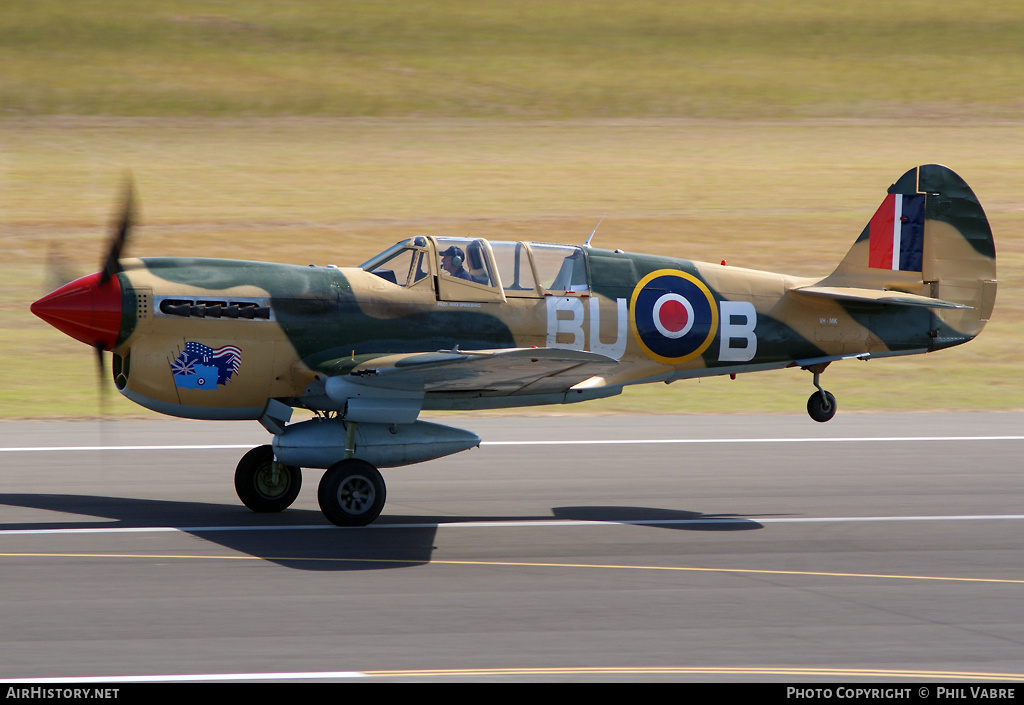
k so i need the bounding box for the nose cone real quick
[31,272,123,350]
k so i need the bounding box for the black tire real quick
[317,459,386,527]
[234,445,302,512]
[807,390,837,423]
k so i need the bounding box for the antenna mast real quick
[582,213,607,248]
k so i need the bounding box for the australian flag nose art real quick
[171,342,242,390]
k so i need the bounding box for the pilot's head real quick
[440,246,465,273]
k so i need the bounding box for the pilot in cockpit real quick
[440,246,474,281]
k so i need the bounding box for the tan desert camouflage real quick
[32,164,996,525]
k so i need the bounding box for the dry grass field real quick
[2,118,1021,418]
[4,1,1023,119]
[2,2,1021,417]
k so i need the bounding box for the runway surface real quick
[0,412,1022,683]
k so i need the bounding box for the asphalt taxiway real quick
[0,412,1022,682]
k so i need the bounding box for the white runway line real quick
[0,444,253,453]
[1,514,1024,536]
[2,435,1023,453]
[484,436,1024,445]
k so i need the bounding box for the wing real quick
[311,347,620,398]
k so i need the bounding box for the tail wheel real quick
[318,459,386,527]
[807,390,837,423]
[234,444,302,512]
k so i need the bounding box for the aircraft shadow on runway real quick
[551,506,765,531]
[0,494,766,572]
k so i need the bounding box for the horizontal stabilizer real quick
[792,285,971,310]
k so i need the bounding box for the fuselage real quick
[32,235,954,421]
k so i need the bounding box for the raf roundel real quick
[651,293,694,339]
[630,269,718,363]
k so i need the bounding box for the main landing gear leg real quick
[805,365,837,423]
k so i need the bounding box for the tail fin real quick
[797,164,996,349]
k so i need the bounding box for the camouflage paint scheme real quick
[105,164,994,420]
[31,165,996,525]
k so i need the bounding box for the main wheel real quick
[807,390,837,423]
[234,445,302,512]
[318,459,386,527]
